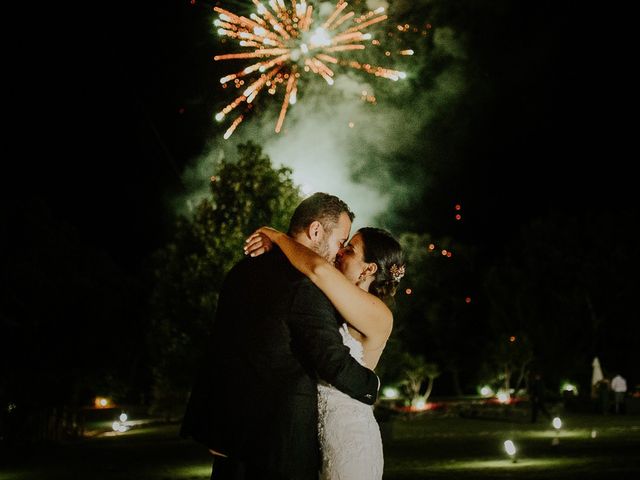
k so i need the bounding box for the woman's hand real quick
[244,227,281,257]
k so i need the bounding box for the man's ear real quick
[307,221,323,242]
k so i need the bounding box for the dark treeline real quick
[2,197,152,444]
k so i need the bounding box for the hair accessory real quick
[390,264,405,282]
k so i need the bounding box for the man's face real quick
[316,212,352,263]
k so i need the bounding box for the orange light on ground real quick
[405,288,412,295]
[497,391,511,404]
[446,252,452,257]
[397,401,441,413]
[94,397,112,409]
[509,336,516,342]
[455,204,461,210]
[455,214,462,220]
[428,244,435,250]
[410,398,432,411]
[465,297,471,304]
[441,249,447,256]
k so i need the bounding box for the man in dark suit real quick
[181,193,380,479]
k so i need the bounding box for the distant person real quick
[245,223,405,479]
[611,373,627,414]
[180,193,381,480]
[529,372,551,423]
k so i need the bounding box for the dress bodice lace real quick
[338,323,364,365]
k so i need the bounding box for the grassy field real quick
[2,411,639,479]
[383,412,640,479]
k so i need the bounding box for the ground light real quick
[94,396,112,408]
[561,382,578,395]
[552,416,562,446]
[412,398,427,410]
[112,421,129,433]
[382,387,400,399]
[496,390,510,404]
[112,412,131,433]
[503,440,517,463]
[479,385,494,397]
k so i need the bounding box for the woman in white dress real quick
[244,226,405,480]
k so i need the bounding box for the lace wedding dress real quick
[317,323,384,479]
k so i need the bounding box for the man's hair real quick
[288,192,355,236]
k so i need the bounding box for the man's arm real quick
[288,279,379,405]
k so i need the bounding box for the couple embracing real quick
[181,192,405,479]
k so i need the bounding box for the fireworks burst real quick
[213,0,409,138]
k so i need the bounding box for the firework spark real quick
[213,0,406,138]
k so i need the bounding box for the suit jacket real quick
[180,249,379,479]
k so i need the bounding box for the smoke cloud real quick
[178,1,468,233]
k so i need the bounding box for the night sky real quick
[6,0,630,272]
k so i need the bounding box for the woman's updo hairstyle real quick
[357,227,405,305]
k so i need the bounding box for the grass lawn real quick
[383,412,640,479]
[1,411,639,479]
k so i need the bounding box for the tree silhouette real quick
[148,142,301,418]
